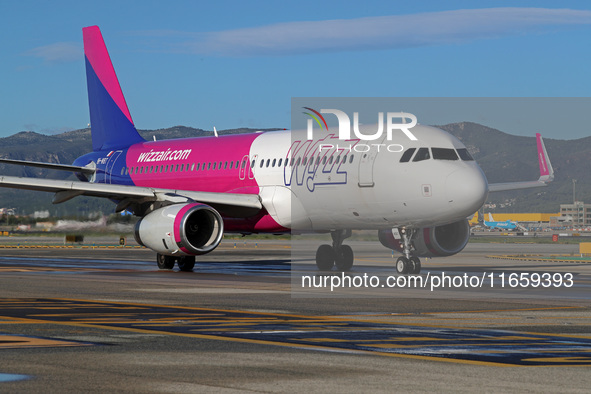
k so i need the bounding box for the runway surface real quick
[0,237,590,392]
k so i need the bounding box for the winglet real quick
[488,133,554,193]
[83,26,145,151]
[536,133,554,183]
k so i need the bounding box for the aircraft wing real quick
[488,133,554,192]
[0,175,262,215]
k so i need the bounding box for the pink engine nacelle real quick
[378,219,471,258]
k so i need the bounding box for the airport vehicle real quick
[0,26,554,274]
[484,213,519,230]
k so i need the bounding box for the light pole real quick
[573,179,577,205]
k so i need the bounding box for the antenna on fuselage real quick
[213,127,218,138]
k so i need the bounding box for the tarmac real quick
[0,236,590,392]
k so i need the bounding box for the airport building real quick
[469,212,559,226]
[470,201,591,228]
[558,201,591,226]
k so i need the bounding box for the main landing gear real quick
[156,254,196,272]
[315,229,354,271]
[395,228,421,274]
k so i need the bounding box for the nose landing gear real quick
[395,228,422,274]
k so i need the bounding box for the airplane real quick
[0,26,554,275]
[483,213,519,231]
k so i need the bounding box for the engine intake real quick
[134,203,224,256]
[378,219,470,258]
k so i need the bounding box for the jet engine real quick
[378,219,470,258]
[134,203,224,256]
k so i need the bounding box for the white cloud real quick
[171,8,591,56]
[23,42,82,63]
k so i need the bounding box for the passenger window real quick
[180,164,184,171]
[296,158,301,166]
[432,148,459,160]
[260,159,264,168]
[456,148,474,161]
[400,148,416,163]
[272,159,276,167]
[208,163,211,170]
[329,156,333,164]
[349,155,354,163]
[196,163,200,171]
[229,161,233,170]
[413,148,430,162]
[241,160,246,169]
[278,158,282,167]
[224,162,228,169]
[213,162,217,170]
[266,159,271,168]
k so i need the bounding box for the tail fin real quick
[83,26,145,151]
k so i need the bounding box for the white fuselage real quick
[248,125,489,231]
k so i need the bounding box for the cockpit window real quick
[412,147,431,162]
[399,148,416,163]
[456,148,474,161]
[432,148,458,161]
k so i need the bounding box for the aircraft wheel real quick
[178,256,196,272]
[396,256,409,274]
[335,245,354,272]
[409,256,421,274]
[157,253,175,270]
[316,244,335,271]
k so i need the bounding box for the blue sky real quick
[2,1,591,139]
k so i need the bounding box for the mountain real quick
[440,122,591,213]
[0,123,587,216]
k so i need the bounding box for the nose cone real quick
[445,166,489,216]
